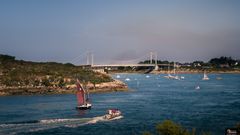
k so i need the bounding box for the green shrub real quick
[156,120,190,135]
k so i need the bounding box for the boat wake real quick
[0,116,123,135]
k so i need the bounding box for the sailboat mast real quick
[173,62,176,75]
[168,64,170,75]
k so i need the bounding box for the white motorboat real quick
[104,109,122,120]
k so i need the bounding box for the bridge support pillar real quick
[154,65,159,71]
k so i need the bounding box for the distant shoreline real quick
[109,69,240,74]
[150,70,240,74]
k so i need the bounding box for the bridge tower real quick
[86,52,94,66]
[154,52,159,71]
[91,53,94,67]
[87,52,90,65]
[150,52,153,64]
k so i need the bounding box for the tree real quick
[34,79,40,87]
[58,78,65,88]
[142,120,212,135]
[236,122,240,133]
[156,120,190,135]
[0,54,15,62]
[209,56,236,67]
[142,131,152,135]
[42,78,50,87]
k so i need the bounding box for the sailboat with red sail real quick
[76,79,92,109]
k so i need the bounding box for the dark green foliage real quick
[209,56,236,66]
[156,120,190,135]
[236,122,240,133]
[58,78,65,88]
[64,63,75,67]
[200,132,211,135]
[0,54,15,63]
[42,78,51,87]
[139,56,240,70]
[144,120,211,135]
[139,60,173,64]
[142,131,152,135]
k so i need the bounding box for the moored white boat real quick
[195,86,200,90]
[76,103,92,109]
[164,63,180,80]
[202,72,210,80]
[125,78,130,81]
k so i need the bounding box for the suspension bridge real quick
[70,51,170,71]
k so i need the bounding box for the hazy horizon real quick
[1,0,240,64]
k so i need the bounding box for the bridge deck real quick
[92,64,169,67]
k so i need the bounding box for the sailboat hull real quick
[202,73,210,80]
[76,103,92,110]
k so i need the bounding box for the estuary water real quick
[0,73,240,135]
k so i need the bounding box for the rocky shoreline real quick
[0,80,128,96]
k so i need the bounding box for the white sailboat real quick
[195,86,200,90]
[202,72,210,80]
[76,79,92,109]
[164,63,180,80]
[164,64,172,78]
[172,62,180,80]
[125,78,130,81]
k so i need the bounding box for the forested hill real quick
[0,54,112,88]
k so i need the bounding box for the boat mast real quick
[173,62,176,75]
[168,63,170,75]
[86,84,90,100]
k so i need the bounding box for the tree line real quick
[139,56,240,69]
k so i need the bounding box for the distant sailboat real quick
[202,72,210,80]
[195,86,200,90]
[164,64,172,78]
[76,79,92,110]
[164,63,180,80]
[125,78,130,81]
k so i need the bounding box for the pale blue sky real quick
[0,0,240,64]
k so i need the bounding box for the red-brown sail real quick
[76,90,84,105]
[76,80,85,105]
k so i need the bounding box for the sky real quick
[0,0,240,64]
